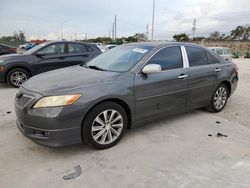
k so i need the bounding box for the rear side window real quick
[68,43,89,54]
[147,46,183,70]
[207,52,220,64]
[185,46,208,67]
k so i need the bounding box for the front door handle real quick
[215,68,221,72]
[178,74,188,79]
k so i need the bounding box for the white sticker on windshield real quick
[132,48,148,54]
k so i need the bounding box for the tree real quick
[209,31,221,40]
[12,30,26,41]
[18,30,26,41]
[173,33,189,41]
[231,26,250,40]
[133,33,147,42]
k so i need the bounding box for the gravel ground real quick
[0,58,250,188]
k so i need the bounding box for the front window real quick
[37,43,65,56]
[147,46,183,70]
[23,43,46,55]
[86,45,152,72]
[216,49,223,55]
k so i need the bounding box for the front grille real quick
[16,95,34,108]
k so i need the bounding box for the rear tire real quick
[82,102,127,149]
[7,68,30,88]
[207,83,229,113]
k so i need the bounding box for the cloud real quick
[154,0,250,39]
[1,0,249,40]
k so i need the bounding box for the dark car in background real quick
[0,44,17,56]
[15,42,238,149]
[0,41,101,87]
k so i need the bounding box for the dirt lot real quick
[0,58,250,188]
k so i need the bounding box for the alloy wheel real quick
[213,87,227,110]
[91,109,124,145]
[10,71,28,87]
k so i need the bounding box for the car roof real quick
[123,42,204,49]
[43,40,96,46]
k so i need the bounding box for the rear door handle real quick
[215,68,221,72]
[178,74,188,79]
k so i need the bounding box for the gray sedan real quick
[15,42,238,149]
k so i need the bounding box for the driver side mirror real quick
[36,52,46,58]
[142,64,162,74]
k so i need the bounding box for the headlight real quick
[33,94,81,108]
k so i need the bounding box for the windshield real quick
[86,45,152,72]
[23,43,47,55]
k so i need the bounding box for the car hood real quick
[0,53,32,63]
[22,66,121,95]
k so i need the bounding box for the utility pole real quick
[112,22,115,40]
[60,21,67,40]
[60,23,63,40]
[192,18,196,39]
[146,24,149,41]
[151,0,155,41]
[114,14,117,41]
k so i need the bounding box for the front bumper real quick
[15,87,85,147]
[0,72,5,83]
[16,120,81,147]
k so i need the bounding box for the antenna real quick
[192,18,196,39]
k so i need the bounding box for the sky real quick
[0,0,249,41]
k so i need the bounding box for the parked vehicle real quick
[0,41,101,87]
[0,44,17,55]
[106,44,117,50]
[208,47,232,61]
[19,43,37,51]
[15,42,238,149]
[95,43,107,53]
[25,43,36,50]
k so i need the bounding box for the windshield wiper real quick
[87,65,106,71]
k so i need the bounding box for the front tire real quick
[82,102,127,149]
[207,83,229,113]
[7,68,30,87]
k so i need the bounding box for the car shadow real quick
[0,83,14,89]
[36,110,205,156]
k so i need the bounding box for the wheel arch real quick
[5,66,32,82]
[82,98,132,131]
[219,80,232,97]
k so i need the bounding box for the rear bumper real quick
[230,72,238,96]
[16,120,82,147]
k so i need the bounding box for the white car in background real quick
[208,47,232,61]
[95,43,118,53]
